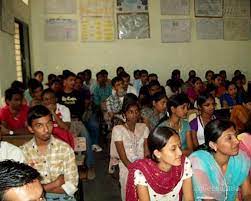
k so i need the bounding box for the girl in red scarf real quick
[126,127,194,201]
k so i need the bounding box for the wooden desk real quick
[2,134,33,147]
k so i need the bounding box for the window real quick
[22,0,29,5]
[14,22,23,82]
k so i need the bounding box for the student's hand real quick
[47,104,56,114]
[55,174,65,187]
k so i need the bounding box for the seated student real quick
[186,77,204,105]
[83,69,96,94]
[220,82,243,108]
[0,160,44,201]
[190,93,216,148]
[93,71,112,109]
[134,69,149,95]
[118,71,137,96]
[232,74,248,101]
[158,93,194,156]
[141,91,168,131]
[0,128,25,162]
[204,70,214,87]
[219,70,230,87]
[111,94,149,201]
[165,79,182,98]
[42,88,74,148]
[22,105,78,201]
[0,87,29,135]
[212,73,226,98]
[230,96,251,133]
[116,66,125,76]
[24,79,43,107]
[58,71,96,179]
[49,78,63,99]
[126,126,193,201]
[132,69,140,89]
[189,119,251,201]
[148,73,158,82]
[106,76,125,120]
[34,70,44,84]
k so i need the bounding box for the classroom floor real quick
[82,141,122,201]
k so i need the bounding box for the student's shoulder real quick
[53,137,73,150]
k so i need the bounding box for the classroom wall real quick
[28,0,251,85]
[0,0,29,105]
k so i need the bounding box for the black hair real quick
[205,70,214,79]
[149,73,158,79]
[118,71,130,79]
[199,119,236,152]
[148,80,160,89]
[171,69,180,80]
[121,93,139,114]
[133,70,140,77]
[4,87,23,101]
[212,73,221,81]
[27,105,51,126]
[151,91,167,103]
[41,88,55,98]
[116,66,125,75]
[234,70,241,77]
[63,71,76,80]
[140,69,148,76]
[100,69,108,76]
[47,74,56,82]
[166,79,182,93]
[225,81,237,91]
[83,69,92,76]
[219,70,226,75]
[34,71,43,77]
[62,70,71,77]
[96,71,102,78]
[188,70,196,78]
[148,126,178,162]
[10,80,25,91]
[167,93,190,115]
[191,77,202,85]
[111,76,123,87]
[27,78,39,89]
[197,93,215,108]
[0,160,40,201]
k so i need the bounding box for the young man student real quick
[118,71,137,96]
[0,160,44,201]
[58,71,96,179]
[0,87,29,135]
[22,105,78,201]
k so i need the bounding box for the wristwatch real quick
[9,130,14,135]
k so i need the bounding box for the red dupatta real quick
[126,156,185,201]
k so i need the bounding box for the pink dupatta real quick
[126,156,185,201]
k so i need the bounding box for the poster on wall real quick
[160,0,190,15]
[224,18,250,41]
[81,16,114,41]
[223,0,250,17]
[45,0,77,14]
[45,19,78,41]
[196,18,223,39]
[117,13,150,39]
[0,0,14,34]
[80,0,114,16]
[117,0,148,13]
[194,0,223,17]
[161,19,191,42]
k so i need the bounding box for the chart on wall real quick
[45,0,77,14]
[117,13,150,39]
[223,0,250,17]
[161,19,191,42]
[0,0,14,34]
[81,16,114,41]
[160,0,190,15]
[196,18,223,39]
[224,18,250,41]
[80,0,114,16]
[117,0,148,12]
[45,19,78,41]
[194,0,223,17]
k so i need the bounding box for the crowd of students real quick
[0,66,250,201]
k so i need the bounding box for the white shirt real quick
[55,103,71,123]
[134,157,192,201]
[0,141,25,162]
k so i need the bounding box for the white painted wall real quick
[30,0,251,85]
[0,0,29,105]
